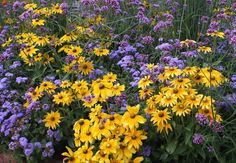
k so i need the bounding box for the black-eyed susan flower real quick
[80,128,94,144]
[24,3,37,10]
[164,67,182,77]
[94,48,110,56]
[62,146,80,163]
[73,119,90,133]
[78,61,94,75]
[100,138,119,154]
[103,72,117,82]
[112,83,125,96]
[77,144,94,162]
[67,46,83,56]
[138,76,153,89]
[113,143,136,161]
[92,150,110,163]
[156,123,173,134]
[33,36,49,46]
[197,46,212,53]
[53,91,73,106]
[32,19,45,27]
[124,129,147,150]
[92,81,113,100]
[139,88,153,100]
[91,121,111,140]
[122,105,146,129]
[52,3,63,14]
[170,78,191,88]
[43,111,61,129]
[151,109,171,126]
[160,95,178,107]
[172,102,191,116]
[185,94,203,108]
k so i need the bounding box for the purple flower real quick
[142,36,154,44]
[192,133,205,145]
[210,121,224,133]
[155,43,174,51]
[195,114,209,126]
[19,137,28,147]
[16,77,28,84]
[141,145,151,156]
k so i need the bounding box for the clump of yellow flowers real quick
[60,65,226,162]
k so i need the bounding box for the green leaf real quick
[166,140,178,154]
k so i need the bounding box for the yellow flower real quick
[160,94,178,107]
[185,94,203,108]
[166,87,187,99]
[60,33,77,43]
[60,80,72,88]
[156,123,173,134]
[77,144,94,162]
[170,78,191,88]
[100,138,119,154]
[52,3,63,14]
[92,150,110,163]
[112,83,125,96]
[207,31,225,38]
[172,102,191,116]
[67,46,83,56]
[94,48,110,56]
[34,53,43,62]
[200,96,215,108]
[43,111,61,129]
[151,109,171,126]
[33,36,49,46]
[164,67,182,77]
[103,72,117,82]
[24,3,37,10]
[53,91,73,106]
[78,61,94,75]
[80,128,94,144]
[138,76,153,89]
[32,19,45,27]
[122,105,146,129]
[124,129,147,150]
[39,81,57,93]
[139,88,153,100]
[182,66,198,76]
[27,87,42,102]
[128,156,144,163]
[19,46,38,59]
[62,146,80,163]
[73,119,90,133]
[92,80,113,100]
[91,121,111,140]
[113,143,136,161]
[197,46,212,53]
[146,95,160,108]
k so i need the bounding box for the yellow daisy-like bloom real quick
[43,111,61,129]
[93,81,113,100]
[166,87,187,99]
[151,109,171,126]
[124,129,147,150]
[92,150,110,163]
[197,46,212,53]
[39,81,57,93]
[72,80,88,92]
[78,61,94,75]
[34,53,43,62]
[33,36,49,46]
[52,3,63,14]
[160,94,178,107]
[19,46,39,59]
[182,66,198,76]
[185,94,203,108]
[60,33,77,43]
[164,67,182,77]
[172,102,191,116]
[62,146,80,163]
[91,121,111,140]
[139,88,153,100]
[103,72,117,82]
[198,107,215,120]
[67,46,83,56]
[32,19,45,27]
[128,156,144,163]
[60,80,72,88]
[100,138,119,154]
[156,123,173,134]
[73,119,90,133]
[77,145,94,162]
[138,76,153,89]
[207,31,225,38]
[112,83,125,96]
[146,95,160,108]
[53,91,73,106]
[200,68,225,87]
[200,96,215,108]
[122,105,146,129]
[170,78,191,88]
[27,86,42,102]
[113,143,136,161]
[94,48,110,56]
[80,128,94,144]
[24,3,37,10]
